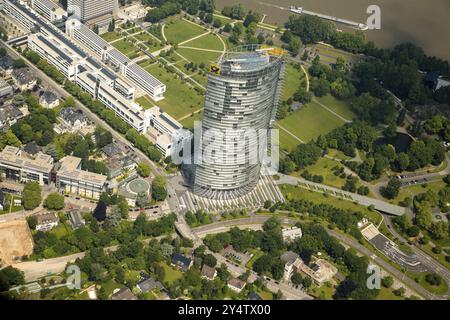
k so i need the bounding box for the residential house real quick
[11,68,37,91]
[201,265,217,281]
[111,287,137,300]
[105,155,136,179]
[171,253,193,272]
[67,210,86,230]
[59,107,88,131]
[0,77,13,98]
[0,104,27,130]
[0,55,14,76]
[137,277,166,293]
[248,292,263,300]
[101,143,123,158]
[227,277,246,293]
[39,91,59,109]
[35,212,59,231]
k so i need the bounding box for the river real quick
[216,0,450,61]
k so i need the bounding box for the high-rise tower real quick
[193,45,285,199]
[67,0,117,29]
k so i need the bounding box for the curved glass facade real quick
[193,45,285,199]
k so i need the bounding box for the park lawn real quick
[376,287,406,300]
[314,95,356,121]
[143,63,204,119]
[412,272,448,295]
[278,127,302,153]
[160,262,183,284]
[280,184,380,224]
[327,148,353,161]
[304,157,348,189]
[176,47,222,66]
[101,31,122,42]
[164,18,205,44]
[393,180,446,204]
[256,289,273,300]
[179,110,203,130]
[281,62,304,101]
[112,39,136,55]
[277,101,345,142]
[182,33,224,51]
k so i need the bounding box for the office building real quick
[0,145,54,185]
[30,0,67,22]
[67,0,117,28]
[55,156,107,199]
[193,45,285,199]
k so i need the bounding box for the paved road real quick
[383,215,450,297]
[192,216,446,300]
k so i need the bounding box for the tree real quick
[381,276,394,288]
[93,201,107,222]
[414,201,433,230]
[203,254,217,268]
[108,19,115,32]
[27,216,37,230]
[44,192,65,210]
[152,175,167,201]
[429,221,447,240]
[137,163,151,177]
[0,266,25,292]
[22,182,42,210]
[380,177,401,199]
[12,58,26,69]
[291,273,303,285]
[136,192,149,208]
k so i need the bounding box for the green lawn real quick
[277,101,345,142]
[393,180,446,205]
[327,148,353,161]
[179,110,203,130]
[303,157,348,189]
[164,18,206,44]
[376,287,406,300]
[308,283,335,300]
[176,47,222,66]
[160,262,183,284]
[246,249,264,269]
[112,38,137,56]
[280,184,381,224]
[314,95,356,121]
[135,95,155,110]
[141,63,204,119]
[181,33,224,51]
[278,128,302,153]
[281,63,304,101]
[51,223,71,239]
[101,31,122,42]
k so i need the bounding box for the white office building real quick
[30,0,67,22]
[67,0,117,28]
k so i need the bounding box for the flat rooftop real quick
[57,156,107,186]
[0,145,53,173]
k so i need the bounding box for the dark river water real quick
[216,0,450,61]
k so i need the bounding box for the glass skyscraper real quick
[193,45,285,199]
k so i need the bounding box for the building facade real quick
[0,146,53,185]
[193,45,285,199]
[67,0,117,28]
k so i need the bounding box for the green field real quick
[165,18,206,44]
[413,272,448,295]
[303,157,348,189]
[182,33,224,51]
[176,47,222,66]
[278,128,302,153]
[277,101,345,142]
[101,31,122,42]
[141,64,204,119]
[112,38,138,56]
[394,180,446,204]
[281,63,304,101]
[314,95,356,121]
[179,110,204,130]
